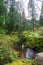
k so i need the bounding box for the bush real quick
[26,36,43,51]
[0,34,18,65]
[22,31,43,51]
[10,34,20,44]
[0,33,20,47]
[38,27,43,36]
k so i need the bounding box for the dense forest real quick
[0,0,43,65]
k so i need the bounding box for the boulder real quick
[35,52,43,65]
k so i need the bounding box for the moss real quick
[5,59,39,65]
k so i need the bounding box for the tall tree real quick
[15,1,25,32]
[7,0,15,33]
[40,1,43,26]
[0,0,6,28]
[21,9,26,31]
[28,0,37,30]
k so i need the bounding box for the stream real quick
[18,44,36,59]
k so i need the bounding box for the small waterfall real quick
[26,48,35,59]
[18,45,35,59]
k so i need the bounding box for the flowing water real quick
[18,44,36,59]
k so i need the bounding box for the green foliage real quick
[10,33,20,44]
[0,34,19,65]
[0,31,43,65]
[0,42,18,65]
[0,28,6,34]
[0,0,6,28]
[0,33,20,45]
[40,17,43,26]
[5,59,39,65]
[38,27,43,36]
[22,31,43,51]
[0,0,43,65]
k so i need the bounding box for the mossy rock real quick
[35,52,43,65]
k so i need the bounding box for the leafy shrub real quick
[26,36,43,51]
[0,33,20,46]
[22,31,43,51]
[38,27,43,36]
[0,35,18,65]
[0,28,6,34]
[10,34,20,44]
